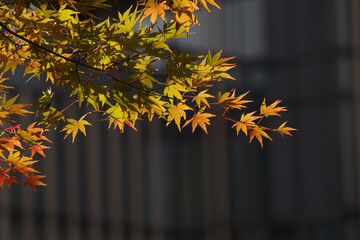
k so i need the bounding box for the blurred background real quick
[1,0,360,239]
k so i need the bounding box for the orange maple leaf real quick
[115,119,138,133]
[4,136,23,151]
[3,176,17,189]
[13,166,40,176]
[0,172,10,190]
[6,124,21,133]
[197,0,221,12]
[26,122,52,142]
[29,142,50,157]
[183,112,215,134]
[140,1,170,25]
[249,127,272,148]
[24,174,46,192]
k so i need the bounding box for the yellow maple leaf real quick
[172,0,199,10]
[164,82,187,100]
[172,9,199,33]
[277,121,297,137]
[1,95,31,116]
[61,118,92,143]
[218,90,251,110]
[260,99,287,117]
[166,102,192,131]
[232,111,260,136]
[5,151,38,169]
[192,90,214,108]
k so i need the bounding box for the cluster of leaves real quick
[0,79,49,190]
[0,0,295,190]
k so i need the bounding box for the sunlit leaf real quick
[61,117,92,143]
[276,121,297,137]
[249,127,272,148]
[183,112,215,134]
[166,102,192,131]
[260,99,287,117]
[0,0,295,190]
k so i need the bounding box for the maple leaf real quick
[171,0,199,10]
[276,121,297,137]
[207,51,236,80]
[2,136,23,151]
[192,90,214,108]
[172,9,199,33]
[183,112,215,134]
[61,117,92,143]
[0,111,10,125]
[16,122,51,144]
[12,166,40,176]
[117,119,138,133]
[105,104,130,130]
[164,82,187,100]
[40,108,65,129]
[140,1,170,25]
[232,111,260,136]
[29,142,50,157]
[0,138,12,151]
[218,90,252,110]
[207,50,234,67]
[0,171,10,190]
[6,124,21,133]
[6,151,38,169]
[260,99,287,117]
[1,95,31,116]
[3,176,17,189]
[0,0,297,191]
[196,0,221,12]
[166,102,192,131]
[249,127,272,148]
[24,174,47,192]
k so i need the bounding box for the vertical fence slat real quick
[350,0,360,214]
[86,126,104,240]
[128,126,144,240]
[350,0,360,237]
[65,140,81,240]
[107,130,124,240]
[21,208,36,240]
[0,191,12,240]
[203,120,231,240]
[43,130,59,240]
[65,108,81,240]
[148,120,164,240]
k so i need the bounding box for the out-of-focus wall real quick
[1,0,360,239]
